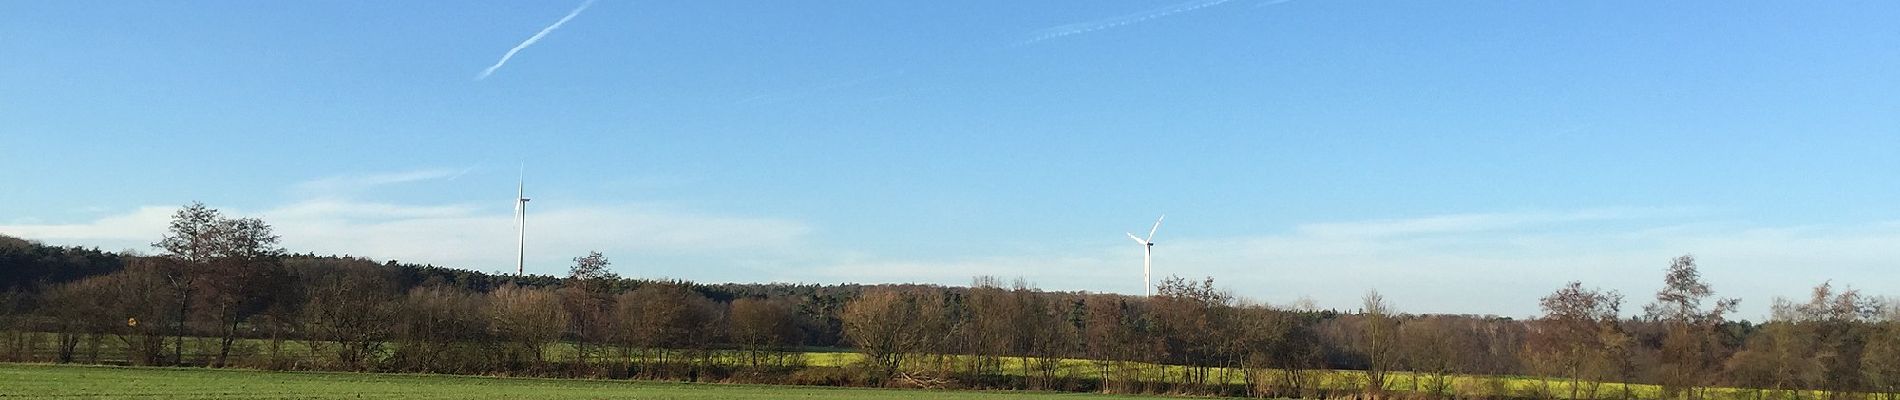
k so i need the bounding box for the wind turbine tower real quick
[515,173,531,276]
[1126,214,1164,296]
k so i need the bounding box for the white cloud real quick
[1,199,810,277]
[268,199,482,220]
[1293,208,1691,238]
[0,206,175,246]
[292,168,471,197]
[268,199,809,272]
[2,166,811,277]
[804,254,1120,289]
[797,213,1900,319]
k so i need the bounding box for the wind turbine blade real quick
[1146,214,1165,241]
[1126,232,1148,245]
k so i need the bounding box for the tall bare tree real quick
[151,202,216,364]
[152,202,287,367]
[1643,255,1739,400]
[960,277,1014,378]
[560,251,617,370]
[1359,290,1400,398]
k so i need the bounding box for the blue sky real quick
[3,1,1896,318]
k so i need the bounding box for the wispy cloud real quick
[476,0,598,81]
[292,168,472,197]
[1293,208,1695,238]
[1019,0,1253,45]
[1254,0,1296,8]
[268,199,481,221]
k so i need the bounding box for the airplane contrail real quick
[476,0,598,81]
[1019,0,1265,46]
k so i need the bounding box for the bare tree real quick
[729,297,800,369]
[487,283,567,369]
[152,202,217,364]
[1771,282,1878,399]
[151,202,288,367]
[299,259,397,370]
[1359,290,1400,398]
[840,287,944,383]
[1018,282,1077,390]
[1234,302,1321,398]
[960,277,1013,378]
[560,251,617,370]
[1152,276,1234,390]
[1643,255,1739,400]
[1402,316,1479,399]
[1081,293,1150,393]
[1268,308,1324,398]
[388,285,494,374]
[42,276,115,364]
[99,259,179,366]
[613,282,721,377]
[1533,281,1626,400]
[0,289,34,362]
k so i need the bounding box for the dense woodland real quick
[2,203,1898,399]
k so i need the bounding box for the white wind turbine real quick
[1126,214,1164,296]
[514,170,531,276]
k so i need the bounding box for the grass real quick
[2,333,1854,400]
[0,363,1169,399]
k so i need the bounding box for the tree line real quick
[2,203,1898,399]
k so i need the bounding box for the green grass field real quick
[0,363,1165,399]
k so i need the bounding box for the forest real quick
[2,203,1898,399]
